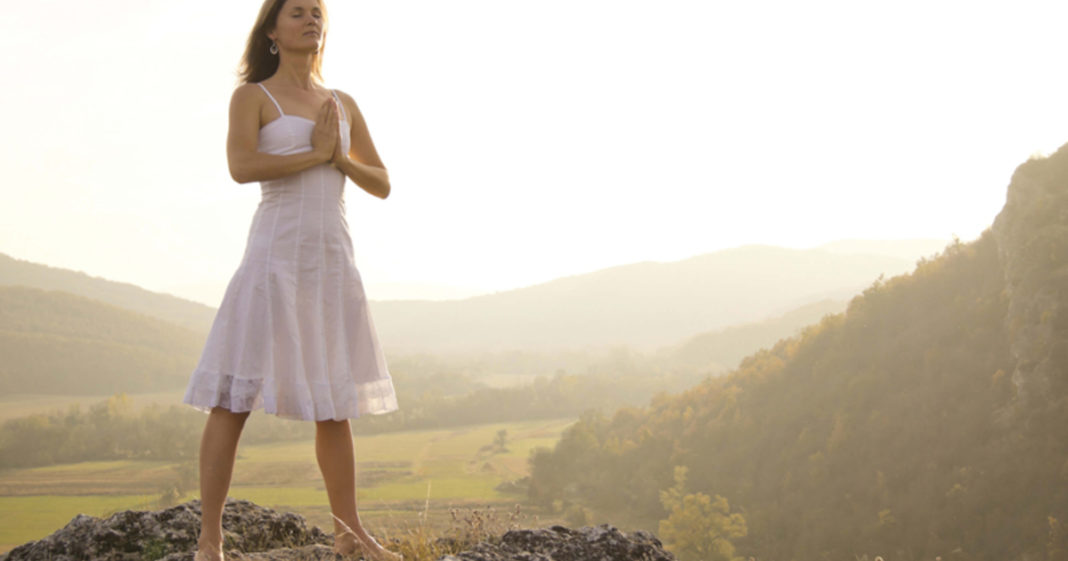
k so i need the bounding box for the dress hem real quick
[181,396,400,422]
[183,367,399,422]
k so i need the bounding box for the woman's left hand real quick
[329,98,348,166]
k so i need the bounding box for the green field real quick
[0,418,572,554]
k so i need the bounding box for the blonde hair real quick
[238,0,329,84]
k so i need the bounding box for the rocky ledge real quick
[439,524,675,561]
[1,499,675,561]
[1,498,332,561]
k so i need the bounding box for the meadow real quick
[0,417,573,554]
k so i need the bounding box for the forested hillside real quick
[0,286,201,394]
[527,146,1068,561]
[0,253,215,332]
[656,299,845,372]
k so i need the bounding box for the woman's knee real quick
[210,407,251,424]
[315,418,349,431]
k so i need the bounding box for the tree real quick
[659,466,747,561]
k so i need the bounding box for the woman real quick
[181,0,400,559]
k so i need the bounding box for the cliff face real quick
[989,146,1068,561]
[992,146,1068,413]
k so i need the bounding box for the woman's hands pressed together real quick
[307,90,391,199]
[311,97,346,165]
[329,99,349,166]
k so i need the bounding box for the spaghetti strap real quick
[257,83,285,117]
[331,90,347,121]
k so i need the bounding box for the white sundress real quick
[182,82,399,421]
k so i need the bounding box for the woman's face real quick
[268,0,324,53]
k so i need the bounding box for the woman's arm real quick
[330,90,391,199]
[226,84,338,184]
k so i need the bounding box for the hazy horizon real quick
[2,237,949,306]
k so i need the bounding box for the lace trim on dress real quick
[183,369,399,421]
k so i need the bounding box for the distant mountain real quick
[0,286,202,395]
[370,247,922,352]
[367,281,496,302]
[0,243,926,398]
[2,241,939,354]
[0,252,215,333]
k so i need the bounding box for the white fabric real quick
[183,83,399,421]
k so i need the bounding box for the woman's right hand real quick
[311,98,339,162]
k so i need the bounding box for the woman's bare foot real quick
[331,515,401,560]
[332,530,354,554]
[193,543,224,561]
[358,534,401,561]
[333,532,400,560]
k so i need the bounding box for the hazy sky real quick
[1,0,1066,305]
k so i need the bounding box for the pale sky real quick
[1,0,1066,305]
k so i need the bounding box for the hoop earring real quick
[269,41,279,55]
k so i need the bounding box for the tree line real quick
[0,366,709,469]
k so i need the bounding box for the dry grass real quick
[380,502,540,561]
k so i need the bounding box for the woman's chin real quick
[280,41,321,54]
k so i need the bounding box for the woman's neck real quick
[270,56,320,90]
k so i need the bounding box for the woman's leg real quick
[196,407,251,559]
[315,419,397,558]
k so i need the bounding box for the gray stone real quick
[436,524,675,561]
[2,498,331,561]
[1,499,672,561]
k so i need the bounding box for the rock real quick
[1,498,672,561]
[437,524,675,561]
[2,498,331,561]
[992,145,1068,412]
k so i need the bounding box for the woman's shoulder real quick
[232,82,267,100]
[228,82,272,113]
[329,88,364,117]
